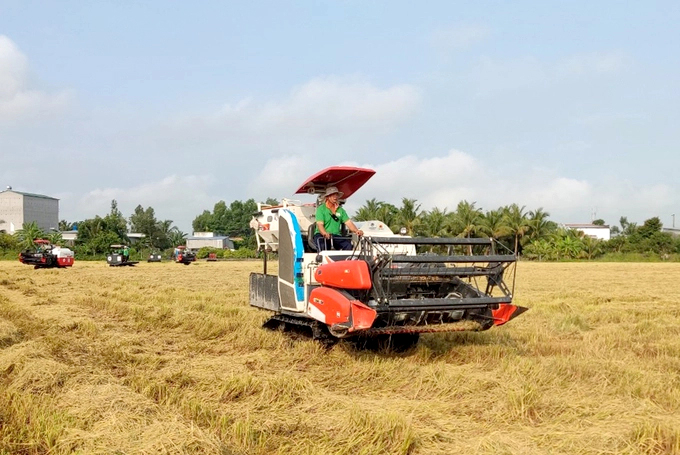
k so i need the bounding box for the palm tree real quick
[58,220,75,231]
[419,207,449,237]
[454,201,482,238]
[528,208,557,241]
[15,222,45,250]
[376,203,398,228]
[169,229,187,247]
[355,198,383,221]
[619,216,638,236]
[479,208,510,239]
[47,231,63,246]
[504,204,532,255]
[394,198,422,236]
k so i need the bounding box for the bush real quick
[195,247,257,260]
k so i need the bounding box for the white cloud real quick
[558,51,629,76]
[254,150,678,226]
[0,35,69,122]
[69,175,216,232]
[167,76,421,144]
[431,24,491,50]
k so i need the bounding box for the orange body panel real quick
[492,304,522,326]
[314,260,372,290]
[308,287,351,324]
[307,287,377,332]
[348,300,377,332]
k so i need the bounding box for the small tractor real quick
[173,246,196,265]
[106,244,138,267]
[249,166,527,350]
[19,239,75,269]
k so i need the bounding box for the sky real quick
[1,0,679,233]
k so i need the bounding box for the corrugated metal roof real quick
[0,189,58,200]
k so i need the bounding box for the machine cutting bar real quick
[389,254,516,263]
[369,236,493,245]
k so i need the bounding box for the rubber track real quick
[265,314,482,338]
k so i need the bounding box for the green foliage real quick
[129,205,179,250]
[169,229,187,247]
[637,216,662,238]
[73,200,131,255]
[191,199,259,246]
[195,247,257,259]
[58,219,76,231]
[15,222,45,250]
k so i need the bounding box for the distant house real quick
[61,231,78,245]
[662,228,680,237]
[127,233,146,245]
[186,232,235,251]
[564,223,611,241]
[0,186,59,234]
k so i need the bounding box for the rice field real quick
[1,259,680,455]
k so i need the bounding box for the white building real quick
[564,223,611,241]
[0,186,59,234]
[186,232,235,251]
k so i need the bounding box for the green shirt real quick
[315,204,349,235]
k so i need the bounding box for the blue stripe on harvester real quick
[281,209,306,303]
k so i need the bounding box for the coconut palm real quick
[169,229,187,247]
[479,208,510,239]
[355,198,383,221]
[504,204,532,255]
[393,198,422,236]
[419,207,449,237]
[453,201,482,238]
[527,208,556,241]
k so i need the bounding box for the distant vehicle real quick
[19,239,74,269]
[107,244,138,267]
[249,166,527,350]
[147,251,162,262]
[173,246,196,265]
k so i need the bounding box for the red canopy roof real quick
[295,166,376,199]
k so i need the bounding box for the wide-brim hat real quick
[323,186,344,198]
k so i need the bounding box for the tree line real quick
[2,196,679,261]
[354,198,680,260]
[0,200,188,256]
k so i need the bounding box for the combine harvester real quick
[173,246,196,265]
[106,244,138,267]
[19,239,75,269]
[249,166,527,349]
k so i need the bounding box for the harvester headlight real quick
[399,227,407,235]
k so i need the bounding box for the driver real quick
[313,186,363,251]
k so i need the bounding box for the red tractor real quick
[19,239,75,269]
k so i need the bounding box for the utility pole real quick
[673,214,675,229]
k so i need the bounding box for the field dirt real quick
[1,260,680,454]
